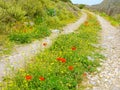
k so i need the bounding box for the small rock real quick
[52,29,60,33]
[87,56,95,61]
[97,67,101,71]
[29,21,34,26]
[89,80,96,85]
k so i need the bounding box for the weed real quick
[99,12,120,26]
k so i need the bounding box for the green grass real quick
[0,35,14,57]
[3,13,104,90]
[99,12,120,26]
[9,23,51,44]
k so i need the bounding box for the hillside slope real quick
[90,0,120,16]
[0,0,81,56]
[0,0,80,33]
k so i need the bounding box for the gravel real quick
[86,15,120,90]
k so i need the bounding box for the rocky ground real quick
[86,14,120,90]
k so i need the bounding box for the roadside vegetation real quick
[86,0,120,27]
[98,12,120,26]
[0,0,81,56]
[86,9,120,27]
[2,13,104,90]
[0,35,14,56]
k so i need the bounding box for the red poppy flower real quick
[84,21,88,26]
[72,47,76,51]
[57,57,62,61]
[68,66,74,70]
[61,59,66,63]
[57,57,66,63]
[25,75,32,80]
[83,72,87,77]
[39,77,45,81]
[43,43,47,46]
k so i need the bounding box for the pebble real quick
[87,56,95,61]
[85,14,120,90]
[51,29,60,33]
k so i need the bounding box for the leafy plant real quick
[32,24,51,39]
[78,4,85,9]
[47,8,56,16]
[7,5,26,21]
[9,33,32,44]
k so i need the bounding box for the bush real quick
[79,4,85,9]
[0,7,4,20]
[0,0,10,9]
[60,0,71,2]
[35,17,44,24]
[7,5,26,21]
[46,16,61,28]
[33,24,51,39]
[47,8,56,16]
[1,0,80,43]
[21,0,44,17]
[9,33,32,44]
[0,0,26,22]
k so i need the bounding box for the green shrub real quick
[0,0,10,9]
[35,17,44,24]
[33,25,51,39]
[0,0,26,21]
[79,4,85,9]
[60,0,71,2]
[21,0,44,17]
[9,33,31,44]
[47,8,56,16]
[46,16,61,28]
[7,5,26,21]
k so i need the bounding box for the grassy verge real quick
[0,35,14,57]
[98,12,120,26]
[3,13,104,90]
